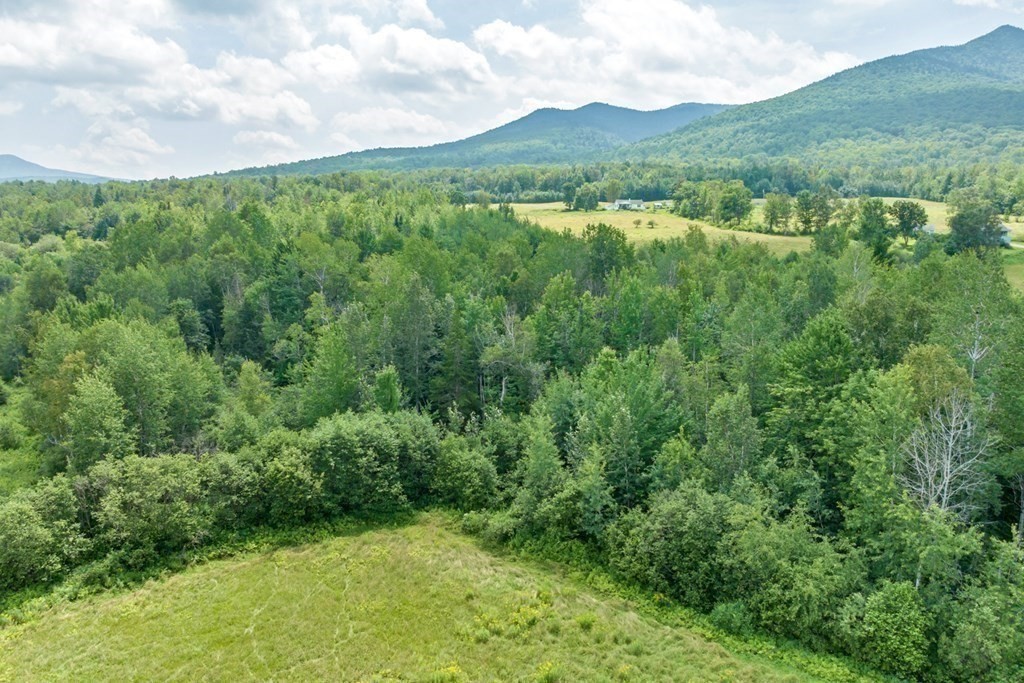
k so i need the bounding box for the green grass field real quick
[0,516,847,682]
[512,203,813,256]
[1003,250,1024,291]
[514,200,1024,291]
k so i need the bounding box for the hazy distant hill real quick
[0,155,109,183]
[624,25,1024,167]
[225,102,728,176]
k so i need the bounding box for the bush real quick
[431,435,498,511]
[0,414,25,450]
[210,405,263,452]
[263,444,327,527]
[385,410,440,506]
[88,454,213,568]
[608,483,735,610]
[203,448,264,530]
[723,508,862,647]
[709,601,756,637]
[0,499,63,591]
[308,412,407,512]
[0,475,87,592]
[938,543,1024,681]
[857,582,930,679]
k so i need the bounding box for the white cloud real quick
[953,0,1024,9]
[474,0,860,107]
[0,100,24,116]
[473,21,579,62]
[332,106,452,148]
[390,0,444,30]
[233,130,299,149]
[52,87,135,117]
[0,3,186,84]
[351,23,495,96]
[283,44,361,90]
[54,118,173,174]
[127,68,320,130]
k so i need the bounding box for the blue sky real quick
[0,0,1021,179]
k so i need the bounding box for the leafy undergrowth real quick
[0,514,830,682]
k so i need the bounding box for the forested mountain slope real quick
[224,102,727,175]
[625,25,1024,167]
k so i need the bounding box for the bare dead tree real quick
[898,389,993,523]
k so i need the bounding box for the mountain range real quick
[226,25,1024,177]
[0,155,108,184]
[225,102,728,176]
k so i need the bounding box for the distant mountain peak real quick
[222,101,729,176]
[967,24,1024,46]
[0,154,108,184]
[986,24,1023,36]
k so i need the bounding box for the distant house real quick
[652,202,666,210]
[918,224,937,236]
[606,199,646,211]
[1000,224,1013,247]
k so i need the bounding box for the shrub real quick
[857,582,930,679]
[0,499,64,591]
[203,448,265,530]
[709,601,756,637]
[210,405,263,452]
[308,412,407,512]
[431,435,498,511]
[264,445,327,527]
[88,454,213,568]
[0,414,25,450]
[723,508,862,647]
[385,410,440,506]
[607,482,734,611]
[0,475,87,592]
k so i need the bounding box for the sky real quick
[0,0,1022,179]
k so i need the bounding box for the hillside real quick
[0,517,841,682]
[0,155,108,184]
[224,102,728,176]
[625,25,1024,167]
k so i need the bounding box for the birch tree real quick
[899,389,994,522]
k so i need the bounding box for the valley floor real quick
[0,515,844,682]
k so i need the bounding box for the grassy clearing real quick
[512,203,812,256]
[0,515,828,682]
[514,201,1024,291]
[879,197,950,232]
[1003,249,1024,291]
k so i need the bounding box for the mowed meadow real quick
[0,516,845,683]
[514,198,1024,290]
[512,203,814,256]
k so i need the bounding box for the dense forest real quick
[0,173,1022,681]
